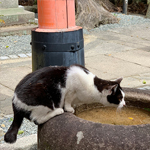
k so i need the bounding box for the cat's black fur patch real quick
[15,66,67,108]
[94,76,117,92]
[107,86,123,104]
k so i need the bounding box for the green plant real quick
[18,130,24,135]
[9,118,13,122]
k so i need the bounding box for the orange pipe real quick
[37,0,76,29]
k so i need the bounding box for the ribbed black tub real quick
[31,28,84,71]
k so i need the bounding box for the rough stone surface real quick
[0,134,37,150]
[38,114,150,150]
[0,24,38,36]
[0,0,18,9]
[38,88,150,150]
[0,8,35,27]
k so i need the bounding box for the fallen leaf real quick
[1,124,5,128]
[128,117,133,120]
[9,118,13,122]
[0,19,5,24]
[6,46,9,48]
[18,130,24,135]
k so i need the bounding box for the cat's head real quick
[105,78,125,109]
[94,77,125,108]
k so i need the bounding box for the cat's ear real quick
[107,84,118,94]
[114,77,123,84]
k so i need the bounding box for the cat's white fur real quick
[13,93,64,124]
[13,65,125,124]
[118,90,125,109]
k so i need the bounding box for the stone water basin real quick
[38,88,150,150]
[76,105,150,126]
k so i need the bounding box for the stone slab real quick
[92,29,150,50]
[0,84,14,115]
[0,58,32,68]
[0,66,31,90]
[0,0,18,9]
[108,24,150,41]
[0,8,35,27]
[85,40,134,57]
[110,49,150,67]
[0,58,31,90]
[0,134,37,150]
[0,24,38,36]
[85,54,150,78]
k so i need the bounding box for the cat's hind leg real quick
[4,104,23,143]
[30,107,64,125]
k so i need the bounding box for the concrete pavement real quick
[0,23,150,116]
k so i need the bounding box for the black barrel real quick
[31,28,85,71]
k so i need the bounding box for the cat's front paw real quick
[65,107,75,113]
[55,108,64,115]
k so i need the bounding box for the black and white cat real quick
[4,64,125,143]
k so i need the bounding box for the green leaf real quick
[9,118,13,122]
[18,130,24,135]
[6,46,9,48]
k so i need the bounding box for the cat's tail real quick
[4,103,23,143]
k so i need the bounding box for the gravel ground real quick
[97,13,150,31]
[0,35,31,57]
[0,13,150,144]
[0,115,37,144]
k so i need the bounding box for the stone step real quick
[0,8,35,27]
[0,23,38,36]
